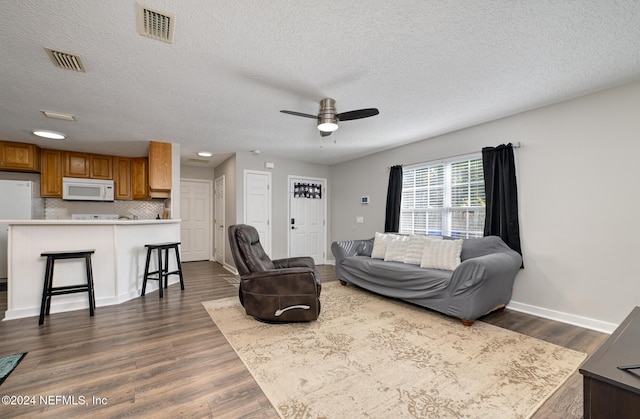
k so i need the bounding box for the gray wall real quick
[213,155,237,268]
[181,165,215,180]
[331,80,640,332]
[235,151,331,260]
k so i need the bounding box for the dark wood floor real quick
[0,263,607,418]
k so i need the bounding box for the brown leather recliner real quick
[228,224,321,322]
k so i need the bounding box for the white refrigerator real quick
[0,180,39,279]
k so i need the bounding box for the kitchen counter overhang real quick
[4,219,181,321]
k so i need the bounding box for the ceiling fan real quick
[280,98,379,137]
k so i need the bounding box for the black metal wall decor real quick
[294,182,322,199]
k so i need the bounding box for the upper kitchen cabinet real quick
[0,140,40,172]
[148,141,171,198]
[113,157,132,200]
[63,151,113,179]
[40,149,63,197]
[63,151,91,178]
[131,157,149,200]
[91,154,113,179]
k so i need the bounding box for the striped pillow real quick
[384,235,410,262]
[420,239,463,271]
[404,235,443,265]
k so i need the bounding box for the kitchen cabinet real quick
[148,141,171,198]
[63,152,113,179]
[0,141,40,172]
[131,157,149,200]
[91,154,113,179]
[63,151,91,178]
[113,157,132,200]
[40,149,63,197]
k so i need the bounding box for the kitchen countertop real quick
[2,219,180,225]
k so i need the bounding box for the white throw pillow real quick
[404,235,443,265]
[371,232,391,259]
[384,235,409,262]
[420,239,463,271]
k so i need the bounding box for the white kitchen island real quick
[4,219,181,321]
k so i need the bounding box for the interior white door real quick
[244,170,272,257]
[214,175,225,265]
[180,179,212,262]
[289,177,326,265]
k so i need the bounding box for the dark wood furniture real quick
[39,249,96,325]
[580,306,640,418]
[141,242,185,299]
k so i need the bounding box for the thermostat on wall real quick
[361,196,369,204]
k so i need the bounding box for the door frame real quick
[243,169,272,256]
[179,177,214,261]
[214,174,225,265]
[287,175,328,263]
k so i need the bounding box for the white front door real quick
[244,170,271,256]
[289,177,326,264]
[214,175,225,265]
[180,179,212,262]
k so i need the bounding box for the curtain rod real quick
[389,142,522,169]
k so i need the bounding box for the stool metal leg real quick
[141,247,152,296]
[174,245,185,290]
[44,258,55,316]
[85,254,95,317]
[39,256,53,325]
[163,247,170,289]
[157,247,164,299]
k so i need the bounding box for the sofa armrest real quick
[331,239,374,264]
[449,251,522,295]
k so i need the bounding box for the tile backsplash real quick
[45,199,165,220]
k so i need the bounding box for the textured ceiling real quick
[1,1,640,167]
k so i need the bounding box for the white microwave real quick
[62,177,115,201]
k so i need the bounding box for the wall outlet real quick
[356,216,364,224]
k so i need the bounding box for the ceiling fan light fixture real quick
[318,119,338,132]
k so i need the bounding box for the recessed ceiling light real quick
[197,151,212,157]
[32,130,66,140]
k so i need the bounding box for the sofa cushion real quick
[420,239,463,271]
[404,235,443,265]
[384,235,409,262]
[341,256,451,294]
[371,232,392,259]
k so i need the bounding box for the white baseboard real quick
[507,300,617,334]
[222,263,238,275]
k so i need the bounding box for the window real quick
[400,155,485,238]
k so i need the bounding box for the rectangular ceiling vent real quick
[137,4,175,43]
[185,158,211,165]
[44,48,86,72]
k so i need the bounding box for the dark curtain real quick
[384,165,403,233]
[482,144,523,261]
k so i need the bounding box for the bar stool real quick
[39,249,96,325]
[141,242,185,299]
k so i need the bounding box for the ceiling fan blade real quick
[337,108,379,121]
[280,110,318,119]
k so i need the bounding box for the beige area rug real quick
[202,282,586,419]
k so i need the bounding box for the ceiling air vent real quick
[44,48,86,72]
[185,159,211,165]
[137,4,175,43]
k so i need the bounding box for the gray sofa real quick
[331,235,522,325]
